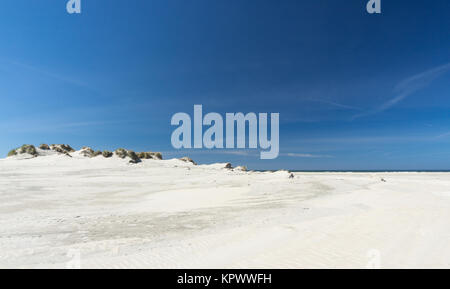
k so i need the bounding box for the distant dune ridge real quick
[4,143,261,178]
[5,144,257,173]
[7,144,165,164]
[5,144,252,170]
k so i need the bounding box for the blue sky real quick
[1,0,450,170]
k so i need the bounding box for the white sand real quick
[1,153,450,269]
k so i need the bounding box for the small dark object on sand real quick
[289,173,295,179]
[381,178,387,182]
[179,157,197,165]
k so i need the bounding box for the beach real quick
[1,153,450,269]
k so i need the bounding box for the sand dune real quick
[0,152,450,268]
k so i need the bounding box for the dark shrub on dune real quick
[78,147,103,158]
[63,144,75,152]
[39,144,50,150]
[53,144,74,152]
[18,145,38,156]
[137,152,149,159]
[127,151,141,164]
[115,148,128,159]
[102,150,113,158]
[137,152,163,160]
[114,148,141,163]
[7,145,38,157]
[179,157,197,165]
[50,144,75,155]
[79,147,102,158]
[80,147,95,157]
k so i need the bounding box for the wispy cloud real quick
[298,136,425,144]
[163,150,332,159]
[305,97,362,111]
[1,58,92,90]
[353,62,450,119]
[283,153,332,158]
[434,131,450,139]
[163,149,259,157]
[0,119,133,133]
[292,131,450,145]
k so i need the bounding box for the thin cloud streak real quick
[293,131,450,145]
[352,62,450,119]
[163,150,332,159]
[306,97,362,111]
[0,119,136,133]
[283,153,332,158]
[163,150,259,157]
[1,59,92,90]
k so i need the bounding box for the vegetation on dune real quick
[179,157,197,165]
[7,145,38,157]
[62,144,75,152]
[115,148,128,159]
[137,152,163,160]
[80,147,95,157]
[127,150,141,164]
[18,145,38,156]
[235,166,248,172]
[79,147,103,158]
[50,145,64,154]
[6,144,161,162]
[50,144,75,155]
[39,144,50,150]
[114,148,142,163]
[102,150,113,158]
[137,152,150,159]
